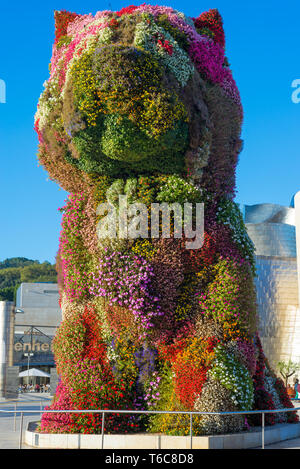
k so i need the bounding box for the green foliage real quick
[0,267,21,291]
[196,27,215,41]
[100,114,187,163]
[157,175,203,205]
[156,14,190,51]
[0,258,57,301]
[0,257,39,269]
[0,286,16,302]
[56,35,72,49]
[21,263,57,283]
[65,44,189,175]
[197,257,257,341]
[106,178,138,206]
[216,199,256,274]
[71,117,187,177]
[70,124,130,177]
[277,360,300,387]
[209,345,254,411]
[134,18,194,87]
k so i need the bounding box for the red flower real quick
[109,18,119,29]
[157,39,173,56]
[194,9,225,49]
[116,5,138,17]
[54,10,79,43]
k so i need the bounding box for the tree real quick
[0,257,38,269]
[0,258,57,301]
[277,360,300,388]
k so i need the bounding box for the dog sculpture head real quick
[35,6,242,199]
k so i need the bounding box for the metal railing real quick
[0,398,52,404]
[0,405,299,449]
[0,398,52,432]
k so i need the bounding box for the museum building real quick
[0,282,61,397]
[243,191,300,369]
[14,282,61,376]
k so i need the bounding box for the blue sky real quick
[0,0,299,263]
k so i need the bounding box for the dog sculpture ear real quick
[54,10,79,43]
[193,9,225,49]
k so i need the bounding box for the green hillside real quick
[0,257,57,301]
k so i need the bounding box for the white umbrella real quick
[19,368,50,378]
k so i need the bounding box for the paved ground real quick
[0,393,52,449]
[263,437,300,449]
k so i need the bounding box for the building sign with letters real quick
[13,326,56,366]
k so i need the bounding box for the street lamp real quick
[24,352,34,385]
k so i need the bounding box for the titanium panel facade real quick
[244,200,300,369]
[255,256,300,365]
[245,224,296,258]
[294,192,300,305]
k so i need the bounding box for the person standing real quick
[295,379,299,399]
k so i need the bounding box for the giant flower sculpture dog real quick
[35,5,297,435]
